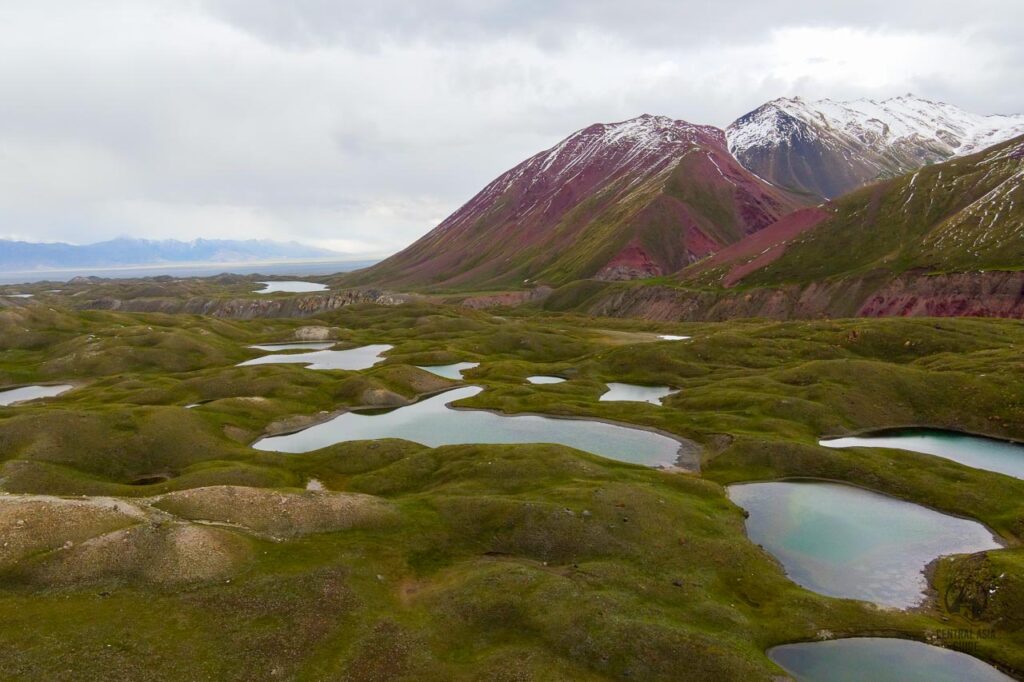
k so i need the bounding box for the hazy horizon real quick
[2,1,1022,257]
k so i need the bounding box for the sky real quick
[1,0,1022,257]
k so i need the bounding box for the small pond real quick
[249,342,336,351]
[416,362,479,379]
[658,334,690,341]
[527,376,566,384]
[238,344,392,371]
[253,386,689,468]
[727,481,1000,608]
[600,382,676,405]
[769,637,1013,682]
[254,281,328,294]
[821,429,1024,480]
[0,384,73,406]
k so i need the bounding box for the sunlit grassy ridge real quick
[735,134,1024,286]
[1,301,1024,678]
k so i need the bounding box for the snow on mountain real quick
[350,114,808,289]
[446,114,725,234]
[726,95,1024,199]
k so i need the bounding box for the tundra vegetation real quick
[1,288,1023,680]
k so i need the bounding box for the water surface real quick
[658,335,690,341]
[416,362,479,379]
[527,376,566,384]
[238,344,392,370]
[255,280,328,294]
[600,382,676,405]
[769,638,1013,682]
[249,342,335,351]
[0,384,73,406]
[254,386,687,468]
[821,429,1024,480]
[728,481,1000,608]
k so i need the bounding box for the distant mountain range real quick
[0,237,343,270]
[349,95,1023,297]
[727,95,1024,199]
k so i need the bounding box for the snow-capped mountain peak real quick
[725,95,1024,199]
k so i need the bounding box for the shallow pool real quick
[238,344,392,370]
[253,386,688,468]
[249,342,336,351]
[599,382,676,405]
[728,481,1000,608]
[254,281,328,294]
[769,637,1013,681]
[0,384,73,406]
[821,429,1024,480]
[416,362,479,379]
[527,376,566,384]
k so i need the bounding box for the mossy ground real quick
[1,296,1023,679]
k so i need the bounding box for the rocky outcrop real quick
[79,289,412,319]
[293,325,341,340]
[552,271,1024,321]
[857,271,1024,318]
[460,287,553,309]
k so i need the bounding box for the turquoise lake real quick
[727,481,1000,608]
[821,429,1024,480]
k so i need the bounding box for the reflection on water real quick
[253,386,687,468]
[728,481,1000,608]
[249,342,335,351]
[821,429,1024,480]
[0,384,73,406]
[769,638,1013,682]
[527,376,566,384]
[416,362,479,379]
[254,280,328,294]
[600,382,676,405]
[238,344,392,370]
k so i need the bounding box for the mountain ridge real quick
[348,114,809,290]
[0,237,344,270]
[726,94,1024,199]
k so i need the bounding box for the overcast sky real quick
[2,0,1022,256]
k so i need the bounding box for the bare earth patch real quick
[151,485,398,538]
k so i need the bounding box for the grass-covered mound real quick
[1,301,1024,678]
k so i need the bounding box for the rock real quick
[293,325,338,341]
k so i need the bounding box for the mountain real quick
[348,114,810,290]
[727,95,1024,200]
[0,237,343,270]
[687,133,1024,288]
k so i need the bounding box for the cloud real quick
[0,1,1021,254]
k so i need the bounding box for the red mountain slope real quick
[349,115,810,290]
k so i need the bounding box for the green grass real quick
[2,301,1024,678]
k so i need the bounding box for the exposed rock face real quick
[349,114,808,289]
[460,287,553,309]
[856,272,1024,318]
[293,325,340,341]
[79,289,411,319]
[727,95,1024,199]
[552,271,1024,321]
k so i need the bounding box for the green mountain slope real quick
[732,134,1024,287]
